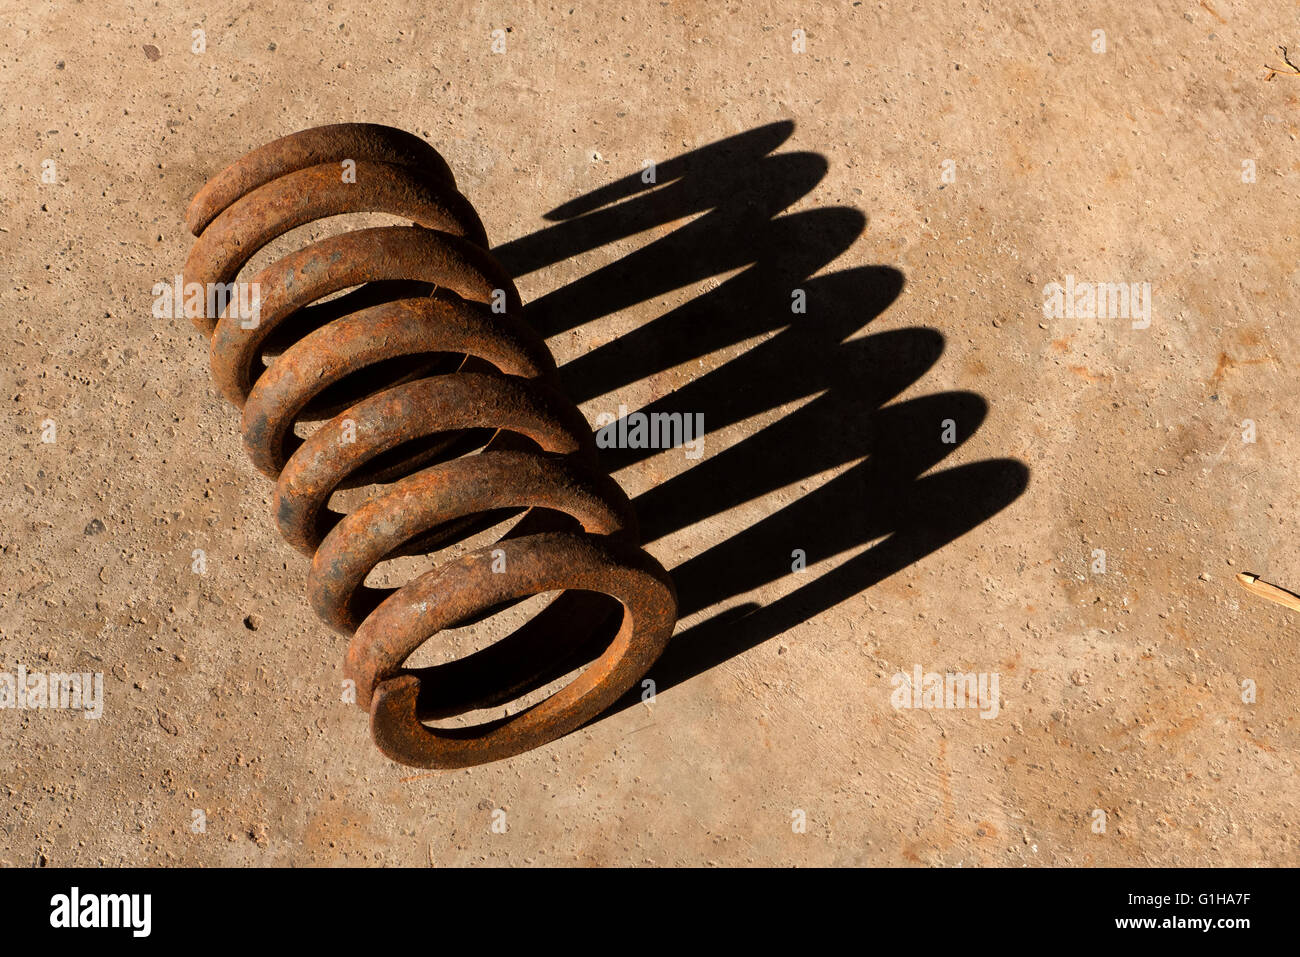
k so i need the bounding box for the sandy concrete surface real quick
[1,0,1297,866]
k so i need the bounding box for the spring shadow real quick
[490,121,1029,721]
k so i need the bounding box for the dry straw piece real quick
[1235,573,1300,613]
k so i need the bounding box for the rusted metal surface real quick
[182,123,677,769]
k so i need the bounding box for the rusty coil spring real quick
[181,123,677,768]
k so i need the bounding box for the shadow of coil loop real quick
[181,123,678,769]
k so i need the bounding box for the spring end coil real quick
[182,123,677,769]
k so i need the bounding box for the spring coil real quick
[181,123,677,769]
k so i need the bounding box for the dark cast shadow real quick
[486,121,1030,720]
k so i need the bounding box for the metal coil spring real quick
[181,123,677,768]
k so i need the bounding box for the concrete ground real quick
[1,0,1297,866]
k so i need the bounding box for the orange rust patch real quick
[1069,366,1112,383]
[1211,351,1273,386]
[1199,0,1227,25]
